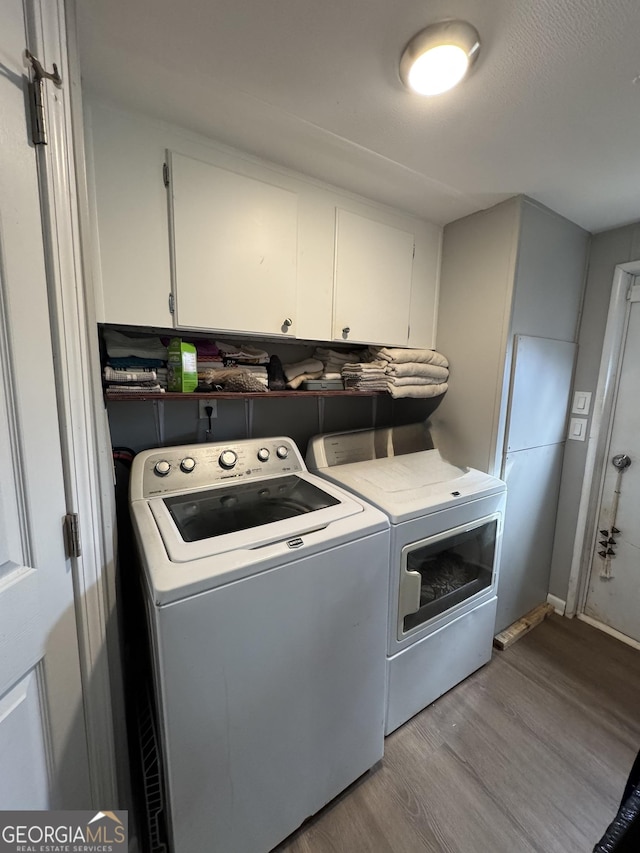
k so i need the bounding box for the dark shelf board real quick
[105,389,387,402]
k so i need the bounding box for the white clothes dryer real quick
[130,436,389,853]
[306,424,506,734]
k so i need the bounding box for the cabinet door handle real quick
[283,317,293,327]
[342,326,351,336]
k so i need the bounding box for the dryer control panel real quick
[133,437,304,499]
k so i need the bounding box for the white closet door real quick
[169,151,298,337]
[0,0,91,808]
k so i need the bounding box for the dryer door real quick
[398,515,499,640]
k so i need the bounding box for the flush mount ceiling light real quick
[400,20,481,96]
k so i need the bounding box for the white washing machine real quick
[129,437,389,853]
[306,424,507,735]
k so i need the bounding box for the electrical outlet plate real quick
[198,400,217,419]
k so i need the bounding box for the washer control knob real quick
[257,448,270,462]
[154,460,171,477]
[180,457,196,473]
[219,450,238,470]
[276,445,289,460]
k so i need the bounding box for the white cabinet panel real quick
[496,443,565,633]
[169,151,298,337]
[86,104,173,327]
[506,335,576,452]
[333,209,414,346]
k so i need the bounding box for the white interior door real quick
[0,0,91,808]
[584,287,640,643]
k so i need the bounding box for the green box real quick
[168,338,197,392]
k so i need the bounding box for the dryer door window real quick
[399,516,498,638]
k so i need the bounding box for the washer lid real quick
[144,471,367,564]
[163,475,340,543]
[315,449,505,523]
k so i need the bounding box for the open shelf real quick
[105,389,387,402]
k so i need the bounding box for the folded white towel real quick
[104,366,157,383]
[314,347,365,364]
[216,341,270,363]
[286,369,324,389]
[385,362,449,381]
[372,347,449,368]
[387,382,448,399]
[283,358,324,382]
[386,375,447,386]
[107,384,165,394]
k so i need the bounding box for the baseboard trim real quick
[577,613,640,651]
[546,594,566,616]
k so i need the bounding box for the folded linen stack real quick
[103,330,168,394]
[195,340,270,392]
[371,347,449,399]
[104,371,166,393]
[313,347,366,382]
[341,359,389,391]
[193,340,223,367]
[106,383,165,395]
[282,358,325,390]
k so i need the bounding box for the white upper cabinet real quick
[86,104,173,328]
[168,152,298,336]
[333,210,415,346]
[86,103,441,347]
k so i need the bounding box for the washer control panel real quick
[136,437,305,498]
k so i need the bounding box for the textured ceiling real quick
[75,0,640,231]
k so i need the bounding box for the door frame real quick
[26,0,121,805]
[566,260,640,625]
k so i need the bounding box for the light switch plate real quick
[568,417,587,441]
[571,391,592,416]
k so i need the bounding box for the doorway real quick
[583,285,640,643]
[567,263,640,648]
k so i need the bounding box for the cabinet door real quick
[333,209,414,346]
[169,151,298,336]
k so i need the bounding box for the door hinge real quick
[412,242,416,259]
[163,162,170,187]
[25,50,62,146]
[64,513,82,559]
[168,292,175,314]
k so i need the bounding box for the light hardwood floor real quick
[277,615,640,853]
